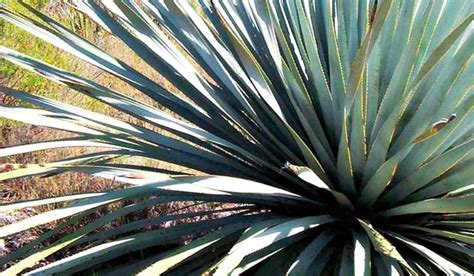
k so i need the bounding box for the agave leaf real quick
[357,144,414,209]
[0,105,103,135]
[358,108,473,209]
[356,114,458,208]
[402,159,474,203]
[0,138,124,158]
[80,206,253,247]
[261,2,337,173]
[138,218,284,275]
[353,230,371,276]
[216,20,309,164]
[60,167,309,204]
[97,227,233,276]
[386,232,470,275]
[104,1,295,158]
[0,49,246,157]
[391,32,473,152]
[337,238,354,275]
[286,165,331,190]
[380,255,405,276]
[364,8,473,184]
[277,1,335,155]
[167,1,307,165]
[0,184,153,238]
[3,197,185,275]
[345,0,394,110]
[286,230,335,275]
[336,114,356,196]
[26,214,273,275]
[305,242,337,275]
[253,239,307,276]
[319,0,347,135]
[426,220,474,230]
[358,219,415,274]
[214,215,335,275]
[1,87,158,139]
[366,5,395,134]
[394,224,474,245]
[282,164,354,210]
[395,101,473,181]
[0,150,125,182]
[412,238,474,273]
[103,1,260,147]
[0,207,101,268]
[432,61,474,126]
[293,0,336,142]
[336,0,395,196]
[0,5,219,140]
[409,12,474,91]
[149,1,254,112]
[378,194,474,217]
[0,193,103,213]
[343,0,359,62]
[281,123,332,185]
[1,87,266,178]
[380,139,474,206]
[213,5,284,120]
[236,223,332,274]
[409,234,474,257]
[56,166,319,213]
[349,82,367,180]
[1,48,293,179]
[279,61,336,172]
[363,0,436,182]
[1,163,64,183]
[371,1,432,142]
[5,235,84,276]
[2,203,213,267]
[206,217,289,274]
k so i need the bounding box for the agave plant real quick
[1,0,473,274]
